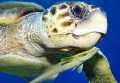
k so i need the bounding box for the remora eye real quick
[74,6,82,14]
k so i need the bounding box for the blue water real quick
[0,0,120,83]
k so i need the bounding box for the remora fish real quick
[29,48,99,83]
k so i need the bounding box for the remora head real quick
[41,1,107,50]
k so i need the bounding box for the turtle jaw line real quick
[50,31,103,50]
[52,31,103,38]
[68,31,103,39]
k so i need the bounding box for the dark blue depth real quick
[0,0,120,83]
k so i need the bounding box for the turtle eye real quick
[74,6,82,15]
[71,4,89,20]
[71,5,83,19]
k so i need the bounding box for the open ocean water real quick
[0,0,119,83]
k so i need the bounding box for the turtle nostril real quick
[99,8,106,16]
[91,5,96,9]
[99,8,105,12]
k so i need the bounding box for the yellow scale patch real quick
[0,15,19,23]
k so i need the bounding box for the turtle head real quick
[41,1,107,50]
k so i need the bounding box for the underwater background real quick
[0,0,119,83]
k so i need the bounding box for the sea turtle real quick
[0,1,117,83]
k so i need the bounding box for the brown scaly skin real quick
[0,2,51,81]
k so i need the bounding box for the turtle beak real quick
[72,10,107,36]
[70,3,107,35]
[69,2,108,49]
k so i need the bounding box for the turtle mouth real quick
[52,31,103,40]
[53,31,103,49]
[68,31,103,49]
[68,31,103,39]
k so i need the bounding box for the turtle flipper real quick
[17,76,30,82]
[83,50,117,83]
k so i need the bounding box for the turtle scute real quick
[0,1,45,23]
